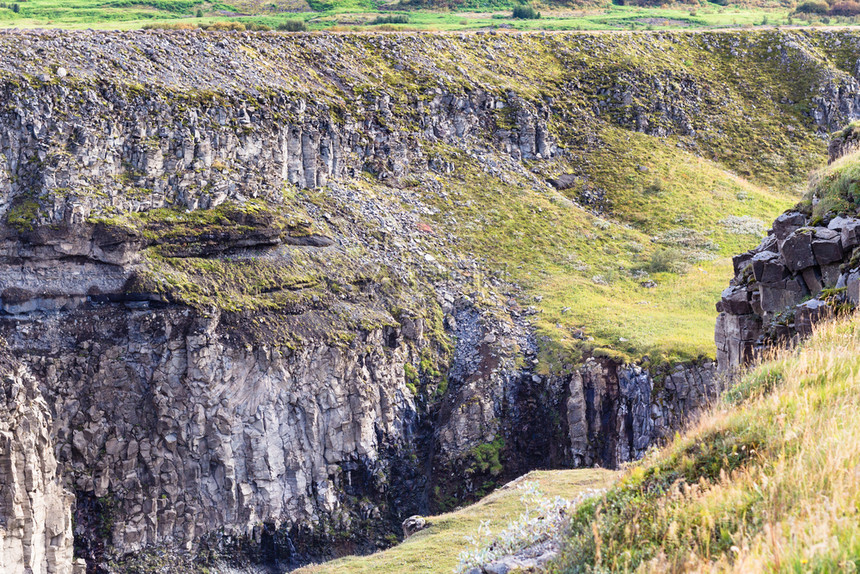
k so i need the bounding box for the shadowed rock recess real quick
[2,28,860,573]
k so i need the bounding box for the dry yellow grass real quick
[552,313,860,573]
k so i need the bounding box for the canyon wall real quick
[1,28,860,572]
[0,344,77,574]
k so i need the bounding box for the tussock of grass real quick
[551,313,860,573]
[296,469,615,574]
[807,149,860,221]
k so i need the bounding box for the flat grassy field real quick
[0,0,853,31]
[295,468,615,574]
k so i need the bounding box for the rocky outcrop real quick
[716,145,860,374]
[0,344,76,574]
[565,359,719,468]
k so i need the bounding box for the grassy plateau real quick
[0,0,859,31]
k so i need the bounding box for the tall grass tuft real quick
[551,313,860,573]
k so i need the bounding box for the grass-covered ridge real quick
[808,142,860,221]
[0,0,852,32]
[296,468,615,574]
[549,313,860,572]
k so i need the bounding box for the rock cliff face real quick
[2,28,860,572]
[566,360,719,467]
[0,344,76,574]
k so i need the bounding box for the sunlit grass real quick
[296,468,615,574]
[0,0,849,30]
[552,313,860,572]
[409,124,796,366]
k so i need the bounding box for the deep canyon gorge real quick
[2,28,860,573]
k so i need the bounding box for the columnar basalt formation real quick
[715,130,860,374]
[0,345,76,574]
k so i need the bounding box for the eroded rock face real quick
[716,210,860,374]
[565,359,719,468]
[0,345,76,574]
[1,305,432,569]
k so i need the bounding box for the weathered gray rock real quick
[751,251,785,285]
[758,276,808,314]
[566,359,717,468]
[780,228,816,272]
[811,228,843,266]
[720,286,752,315]
[0,347,75,574]
[402,516,428,538]
[848,271,860,304]
[802,267,824,297]
[841,219,860,250]
[796,299,834,337]
[772,212,806,241]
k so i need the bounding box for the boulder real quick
[720,286,751,315]
[811,228,843,266]
[402,515,429,538]
[841,219,860,250]
[758,276,808,314]
[802,267,824,297]
[772,211,806,241]
[549,173,577,190]
[821,263,842,288]
[779,229,815,272]
[751,251,786,285]
[795,299,834,337]
[732,250,754,276]
[827,215,854,231]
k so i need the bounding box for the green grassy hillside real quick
[6,29,848,367]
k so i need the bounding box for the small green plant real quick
[647,248,685,274]
[277,19,307,31]
[6,199,39,232]
[368,14,409,25]
[512,6,540,19]
[467,437,505,477]
[404,363,419,384]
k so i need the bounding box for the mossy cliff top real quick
[3,29,859,367]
